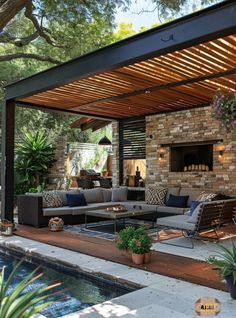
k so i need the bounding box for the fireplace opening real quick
[170,144,213,172]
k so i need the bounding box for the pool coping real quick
[0,235,235,318]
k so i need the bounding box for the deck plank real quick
[15,224,227,292]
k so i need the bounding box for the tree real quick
[0,0,219,146]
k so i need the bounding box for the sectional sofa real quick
[17,186,224,228]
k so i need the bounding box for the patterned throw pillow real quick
[146,187,167,205]
[42,192,63,208]
[196,191,217,202]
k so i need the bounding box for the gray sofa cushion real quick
[179,188,201,207]
[111,187,128,201]
[81,188,104,203]
[55,189,80,206]
[43,206,72,216]
[157,205,187,215]
[165,187,180,203]
[72,202,117,215]
[157,214,196,231]
[102,188,112,202]
[123,201,157,212]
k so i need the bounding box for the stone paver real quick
[1,235,235,318]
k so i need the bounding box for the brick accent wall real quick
[146,106,236,194]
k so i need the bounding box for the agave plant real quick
[15,130,55,193]
[0,259,61,318]
[207,241,236,283]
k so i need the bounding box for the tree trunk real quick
[0,0,30,32]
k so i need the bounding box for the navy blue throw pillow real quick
[66,193,87,207]
[189,200,202,216]
[166,194,189,208]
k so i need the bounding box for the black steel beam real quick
[16,101,116,121]
[5,0,236,101]
[1,100,15,222]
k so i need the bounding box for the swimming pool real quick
[0,248,134,318]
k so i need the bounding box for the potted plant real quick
[102,170,109,177]
[207,242,236,299]
[116,226,136,258]
[128,226,152,265]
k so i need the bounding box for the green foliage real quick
[128,225,152,254]
[117,226,136,251]
[207,242,236,284]
[0,259,61,318]
[117,225,152,254]
[211,89,236,132]
[15,130,55,194]
[28,183,46,193]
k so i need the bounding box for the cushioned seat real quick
[72,202,119,215]
[43,206,72,216]
[156,214,196,231]
[156,205,188,214]
[123,201,157,211]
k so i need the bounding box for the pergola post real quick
[1,99,15,221]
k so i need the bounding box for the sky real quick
[115,0,221,31]
[115,0,159,31]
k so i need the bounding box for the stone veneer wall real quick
[112,121,119,187]
[146,106,236,195]
[47,136,67,188]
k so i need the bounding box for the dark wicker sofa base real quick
[17,195,103,228]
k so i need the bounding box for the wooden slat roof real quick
[70,117,110,131]
[6,1,236,120]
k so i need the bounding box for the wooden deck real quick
[14,224,229,292]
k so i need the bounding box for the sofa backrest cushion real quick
[165,187,180,203]
[188,202,204,223]
[166,194,189,208]
[111,187,128,202]
[146,187,167,205]
[179,189,201,207]
[102,189,112,202]
[66,193,87,207]
[55,189,80,206]
[81,188,104,203]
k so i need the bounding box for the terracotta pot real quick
[102,171,108,177]
[131,253,144,265]
[122,250,132,260]
[225,275,236,299]
[144,252,151,264]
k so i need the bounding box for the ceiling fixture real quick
[98,136,112,146]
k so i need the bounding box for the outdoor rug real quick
[63,219,157,241]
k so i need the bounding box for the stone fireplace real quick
[112,106,236,194]
[169,143,214,172]
[145,106,236,195]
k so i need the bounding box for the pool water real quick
[0,249,133,318]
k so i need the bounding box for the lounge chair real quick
[156,199,236,249]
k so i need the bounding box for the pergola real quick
[1,0,236,221]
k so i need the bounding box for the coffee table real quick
[84,209,156,233]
